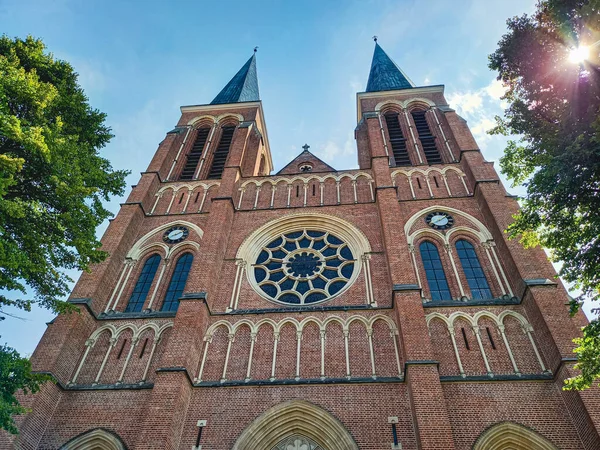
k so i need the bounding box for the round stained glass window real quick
[253,230,356,305]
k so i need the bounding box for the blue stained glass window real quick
[305,292,326,303]
[328,280,346,295]
[253,230,356,305]
[312,240,326,250]
[161,253,193,312]
[456,240,492,300]
[256,250,269,264]
[341,263,354,279]
[298,237,311,248]
[340,246,353,260]
[327,235,343,245]
[261,284,277,297]
[125,254,161,313]
[419,242,452,301]
[267,237,283,248]
[312,277,327,290]
[255,268,267,283]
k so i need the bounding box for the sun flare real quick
[569,45,590,63]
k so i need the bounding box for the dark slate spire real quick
[366,42,415,92]
[211,52,260,105]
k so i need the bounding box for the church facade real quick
[3,43,600,450]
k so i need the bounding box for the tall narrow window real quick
[161,253,193,312]
[419,241,452,301]
[411,110,442,164]
[455,240,492,300]
[125,254,161,313]
[207,126,236,179]
[384,113,411,166]
[180,128,211,180]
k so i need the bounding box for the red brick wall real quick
[6,87,600,450]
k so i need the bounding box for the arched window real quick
[419,241,451,301]
[161,253,193,311]
[455,240,492,299]
[125,254,161,313]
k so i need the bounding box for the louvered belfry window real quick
[179,128,211,180]
[411,110,442,164]
[207,126,236,179]
[384,113,411,166]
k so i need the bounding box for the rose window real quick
[253,230,356,305]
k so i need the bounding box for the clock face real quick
[425,212,454,230]
[163,226,189,244]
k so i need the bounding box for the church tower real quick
[3,43,600,450]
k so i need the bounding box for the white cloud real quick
[470,117,496,144]
[316,132,355,165]
[447,91,484,115]
[349,80,362,93]
[445,78,511,148]
[485,78,508,100]
[75,60,109,92]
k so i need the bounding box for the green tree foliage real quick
[0,343,51,435]
[0,35,128,432]
[489,0,600,389]
[0,35,128,314]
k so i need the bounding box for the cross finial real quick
[254,46,258,53]
[372,35,378,42]
[302,143,310,152]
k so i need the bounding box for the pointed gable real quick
[277,148,336,175]
[211,53,260,105]
[366,43,415,92]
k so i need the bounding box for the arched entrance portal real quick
[272,435,325,450]
[473,421,559,450]
[60,428,126,450]
[232,400,358,450]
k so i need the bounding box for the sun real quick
[569,45,590,63]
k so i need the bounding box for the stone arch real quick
[127,220,204,261]
[374,99,404,113]
[473,421,558,450]
[60,428,126,450]
[187,114,217,126]
[405,205,492,245]
[216,112,244,124]
[232,400,358,450]
[404,98,435,111]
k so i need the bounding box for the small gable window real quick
[299,164,313,172]
[419,241,451,301]
[161,253,193,312]
[455,240,492,300]
[125,254,161,313]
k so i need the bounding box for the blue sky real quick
[2,0,568,355]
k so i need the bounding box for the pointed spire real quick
[211,51,260,105]
[366,41,415,92]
